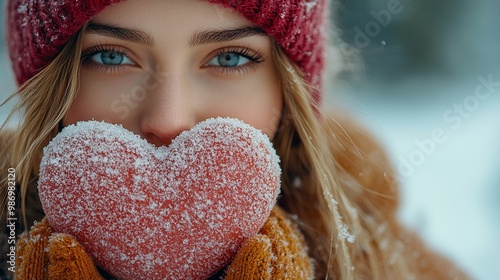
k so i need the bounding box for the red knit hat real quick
[6,0,328,104]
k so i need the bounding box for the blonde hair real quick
[271,43,413,279]
[271,44,356,278]
[1,25,86,230]
[1,24,412,279]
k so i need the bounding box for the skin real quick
[64,0,283,147]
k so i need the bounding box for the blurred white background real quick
[1,0,499,279]
[331,0,500,279]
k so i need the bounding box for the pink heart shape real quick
[38,118,281,280]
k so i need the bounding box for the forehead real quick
[92,0,254,33]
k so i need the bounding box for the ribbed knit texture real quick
[225,206,313,279]
[6,0,121,85]
[6,0,327,104]
[16,218,104,280]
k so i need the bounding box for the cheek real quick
[246,64,283,139]
[210,68,283,139]
[64,71,144,125]
[246,82,283,138]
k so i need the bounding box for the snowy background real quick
[1,0,499,279]
[331,0,500,279]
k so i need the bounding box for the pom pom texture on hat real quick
[7,0,328,104]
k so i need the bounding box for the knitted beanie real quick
[6,0,328,104]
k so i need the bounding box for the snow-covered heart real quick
[38,118,281,280]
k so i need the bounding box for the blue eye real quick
[207,53,250,67]
[205,47,263,70]
[90,50,134,66]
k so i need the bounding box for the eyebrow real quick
[86,22,154,46]
[189,26,266,47]
[86,23,266,47]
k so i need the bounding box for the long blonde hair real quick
[0,25,86,231]
[1,24,410,279]
[271,43,412,279]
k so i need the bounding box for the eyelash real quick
[81,44,134,74]
[207,46,264,75]
[80,44,264,75]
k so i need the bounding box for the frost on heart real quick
[38,117,282,280]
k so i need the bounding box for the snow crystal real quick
[17,4,27,13]
[339,224,356,243]
[322,184,356,244]
[303,0,319,14]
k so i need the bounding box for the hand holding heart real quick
[38,118,281,280]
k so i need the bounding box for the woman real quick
[0,0,468,279]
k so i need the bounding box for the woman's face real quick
[64,0,283,146]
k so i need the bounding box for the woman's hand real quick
[225,206,313,280]
[16,218,104,280]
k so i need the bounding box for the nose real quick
[139,74,197,147]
